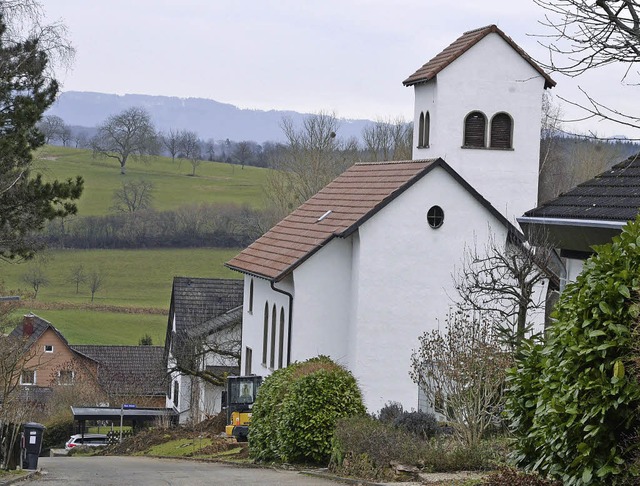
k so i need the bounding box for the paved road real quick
[24,456,341,486]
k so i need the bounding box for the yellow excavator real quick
[225,375,262,441]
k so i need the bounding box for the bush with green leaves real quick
[376,401,404,424]
[505,217,640,485]
[249,356,366,464]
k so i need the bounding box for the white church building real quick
[226,25,555,413]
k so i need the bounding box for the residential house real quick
[518,153,640,284]
[72,345,166,408]
[10,313,166,409]
[9,314,98,404]
[164,277,243,423]
[226,25,554,413]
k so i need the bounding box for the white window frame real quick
[44,344,54,353]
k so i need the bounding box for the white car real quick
[65,434,108,450]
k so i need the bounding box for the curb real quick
[0,469,39,486]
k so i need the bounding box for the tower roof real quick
[403,24,555,89]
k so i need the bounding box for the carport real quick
[71,406,178,438]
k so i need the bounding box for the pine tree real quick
[0,14,83,261]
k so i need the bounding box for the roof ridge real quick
[463,24,495,35]
[354,159,437,166]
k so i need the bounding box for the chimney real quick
[23,313,35,337]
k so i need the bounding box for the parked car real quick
[64,433,108,450]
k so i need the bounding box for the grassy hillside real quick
[4,247,243,346]
[6,147,263,345]
[34,145,270,216]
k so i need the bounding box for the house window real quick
[427,206,444,229]
[262,302,269,365]
[58,370,74,385]
[173,380,180,408]
[248,279,254,314]
[463,111,486,148]
[269,304,277,369]
[20,370,35,385]
[245,347,252,376]
[44,345,53,353]
[490,112,513,149]
[418,112,425,147]
[278,307,285,369]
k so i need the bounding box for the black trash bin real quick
[22,422,45,470]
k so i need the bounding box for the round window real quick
[427,205,444,229]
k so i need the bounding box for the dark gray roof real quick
[523,153,640,222]
[169,277,243,333]
[72,345,166,396]
[185,305,243,340]
[8,314,69,350]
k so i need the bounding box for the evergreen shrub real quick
[506,216,640,485]
[249,356,365,464]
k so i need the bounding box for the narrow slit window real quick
[262,302,269,365]
[418,112,425,147]
[278,307,285,369]
[270,305,277,368]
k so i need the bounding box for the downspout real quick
[270,280,294,366]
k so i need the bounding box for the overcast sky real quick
[44,0,640,139]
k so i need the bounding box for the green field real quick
[4,248,243,346]
[34,146,270,216]
[4,146,264,346]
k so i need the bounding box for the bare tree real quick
[362,117,413,161]
[37,115,65,144]
[232,141,253,169]
[72,131,89,149]
[88,269,106,302]
[22,265,49,299]
[177,130,202,176]
[91,107,158,174]
[59,125,72,146]
[161,128,181,162]
[454,231,553,350]
[67,264,86,294]
[534,0,640,133]
[110,179,154,212]
[0,297,38,469]
[266,111,358,218]
[410,308,512,447]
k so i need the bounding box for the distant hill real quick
[46,91,373,143]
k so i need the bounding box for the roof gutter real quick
[270,281,294,367]
[517,216,626,230]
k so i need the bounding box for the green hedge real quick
[506,216,640,485]
[249,356,365,464]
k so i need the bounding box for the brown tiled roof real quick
[226,158,519,281]
[523,153,640,221]
[403,25,555,89]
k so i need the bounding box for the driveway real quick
[23,456,341,486]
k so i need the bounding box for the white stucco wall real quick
[565,257,585,283]
[241,275,292,378]
[349,166,539,412]
[412,32,545,222]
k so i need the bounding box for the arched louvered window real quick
[490,112,513,149]
[270,304,277,368]
[418,112,425,147]
[423,111,430,147]
[463,111,486,148]
[278,307,285,369]
[262,302,269,365]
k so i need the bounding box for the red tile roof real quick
[403,25,555,89]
